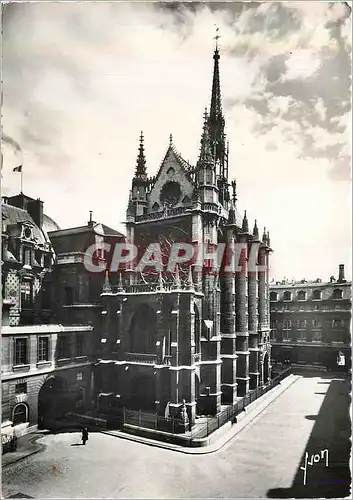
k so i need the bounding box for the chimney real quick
[27,198,44,228]
[88,210,95,227]
[338,264,346,283]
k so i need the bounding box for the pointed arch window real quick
[194,304,201,354]
[333,289,343,300]
[312,290,322,300]
[283,291,292,301]
[152,202,160,211]
[205,168,213,184]
[182,195,191,206]
[270,291,278,302]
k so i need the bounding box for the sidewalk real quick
[2,374,300,465]
[2,431,48,468]
[103,373,300,454]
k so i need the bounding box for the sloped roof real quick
[48,223,124,238]
[43,214,61,232]
[2,204,49,245]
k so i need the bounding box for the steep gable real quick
[148,145,195,212]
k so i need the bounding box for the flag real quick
[13,165,22,172]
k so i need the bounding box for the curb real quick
[103,374,300,455]
[2,434,47,468]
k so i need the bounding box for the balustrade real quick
[125,353,157,364]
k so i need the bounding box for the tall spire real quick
[208,30,228,203]
[135,131,147,179]
[210,35,223,122]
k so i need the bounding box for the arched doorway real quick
[263,353,269,383]
[130,374,156,411]
[38,376,69,428]
[12,403,29,426]
[130,304,157,354]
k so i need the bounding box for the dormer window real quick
[297,290,306,301]
[312,290,322,300]
[270,291,278,302]
[21,224,33,240]
[152,202,160,211]
[283,291,292,301]
[333,289,343,300]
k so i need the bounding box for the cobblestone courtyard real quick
[2,372,350,499]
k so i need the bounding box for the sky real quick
[2,0,352,281]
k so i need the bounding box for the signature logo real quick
[300,449,329,486]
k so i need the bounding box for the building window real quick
[312,331,322,342]
[333,289,343,300]
[283,291,292,301]
[38,337,49,362]
[312,290,322,300]
[270,291,278,302]
[21,281,33,308]
[12,403,28,425]
[44,254,51,268]
[57,336,71,359]
[77,372,83,381]
[15,382,27,394]
[283,319,292,329]
[298,319,307,329]
[332,318,343,328]
[297,290,306,301]
[270,319,277,329]
[64,287,73,306]
[205,169,213,184]
[14,338,28,365]
[76,334,84,357]
[23,248,31,266]
[282,329,291,341]
[312,318,321,328]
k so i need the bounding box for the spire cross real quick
[169,133,173,146]
[214,27,221,48]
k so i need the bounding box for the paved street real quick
[2,372,350,499]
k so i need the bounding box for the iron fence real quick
[120,367,292,441]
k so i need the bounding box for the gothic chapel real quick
[95,44,272,428]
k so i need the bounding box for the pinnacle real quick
[134,131,147,179]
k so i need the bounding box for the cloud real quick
[2,1,351,280]
[2,133,22,152]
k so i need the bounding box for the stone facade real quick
[1,197,115,438]
[95,46,272,427]
[270,265,351,371]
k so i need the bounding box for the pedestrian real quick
[81,427,88,446]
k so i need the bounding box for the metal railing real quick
[119,367,292,440]
[135,206,188,222]
[125,353,157,364]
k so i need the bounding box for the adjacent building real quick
[1,194,120,440]
[270,265,351,371]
